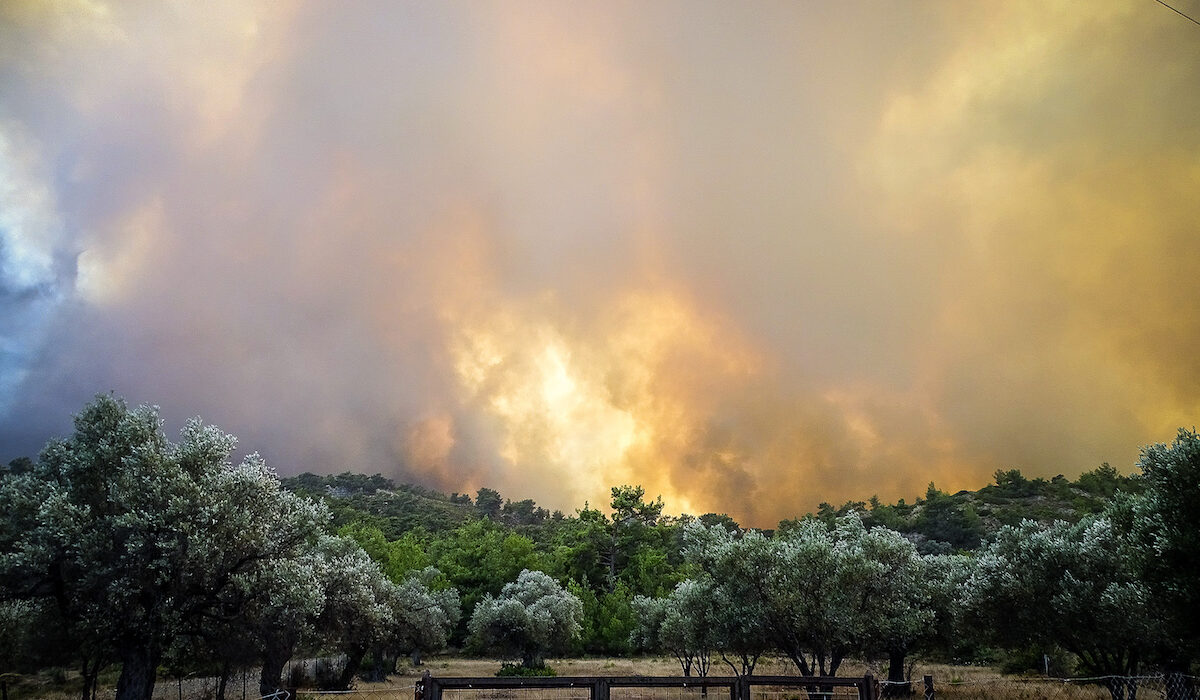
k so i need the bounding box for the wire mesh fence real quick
[888,673,1200,700]
[151,668,260,700]
[612,684,730,700]
[144,660,413,700]
[415,674,875,700]
[282,656,353,690]
[291,685,418,700]
[119,668,1200,700]
[439,686,593,700]
[750,682,863,700]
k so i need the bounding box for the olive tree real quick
[964,517,1154,700]
[685,515,935,679]
[248,536,343,696]
[685,523,821,673]
[0,396,328,700]
[631,580,718,677]
[706,578,771,677]
[339,563,461,686]
[920,554,974,664]
[249,537,458,695]
[1126,429,1200,673]
[840,519,933,691]
[387,566,461,666]
[468,569,582,670]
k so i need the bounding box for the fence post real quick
[923,675,934,700]
[862,673,879,700]
[736,676,751,700]
[421,669,438,700]
[592,678,610,700]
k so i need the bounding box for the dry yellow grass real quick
[8,656,1149,700]
[390,655,882,680]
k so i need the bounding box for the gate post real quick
[862,673,879,700]
[923,675,934,700]
[420,670,439,700]
[736,676,751,700]
[592,677,610,700]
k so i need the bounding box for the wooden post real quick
[862,673,879,700]
[923,675,934,700]
[592,678,610,700]
[736,676,751,700]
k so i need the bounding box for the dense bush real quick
[496,662,558,677]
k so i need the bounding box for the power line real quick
[1155,0,1200,28]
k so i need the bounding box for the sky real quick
[1,1,1198,526]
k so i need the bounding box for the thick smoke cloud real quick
[1,1,1198,525]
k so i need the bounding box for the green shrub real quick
[496,663,557,677]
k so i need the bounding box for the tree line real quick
[1,395,1197,700]
[0,397,461,700]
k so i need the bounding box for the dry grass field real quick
[3,656,1169,700]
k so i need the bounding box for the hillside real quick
[281,472,478,538]
[804,463,1142,553]
[282,462,1142,552]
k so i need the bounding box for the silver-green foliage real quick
[1128,428,1200,667]
[631,579,720,676]
[468,569,582,668]
[965,516,1155,677]
[683,514,935,677]
[0,395,329,700]
[299,538,459,691]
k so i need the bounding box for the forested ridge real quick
[280,460,1141,554]
[1,396,1196,700]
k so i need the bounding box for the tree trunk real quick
[825,649,844,698]
[675,653,692,677]
[80,655,102,700]
[883,648,913,697]
[336,645,367,690]
[522,650,545,670]
[744,654,758,677]
[364,647,388,682]
[720,652,756,678]
[216,657,234,700]
[259,646,290,698]
[115,646,160,700]
[828,653,842,677]
[785,650,812,676]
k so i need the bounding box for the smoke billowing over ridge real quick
[1,1,1199,525]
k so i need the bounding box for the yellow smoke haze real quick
[443,284,761,518]
[1,1,1198,526]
